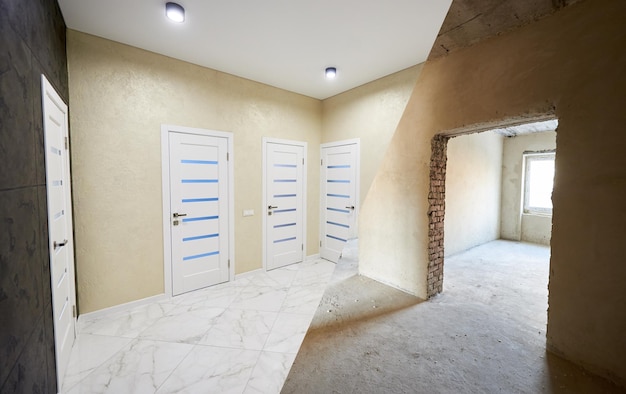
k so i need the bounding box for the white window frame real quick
[522,151,555,216]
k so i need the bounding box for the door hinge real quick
[320,240,322,247]
[64,137,68,150]
[302,158,304,165]
[228,259,230,268]
[72,305,76,318]
[301,244,304,251]
[321,159,323,166]
[227,152,230,161]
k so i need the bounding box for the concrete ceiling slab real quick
[492,119,559,137]
[430,0,583,59]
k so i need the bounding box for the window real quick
[523,152,555,215]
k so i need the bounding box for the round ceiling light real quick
[166,2,185,23]
[325,67,337,79]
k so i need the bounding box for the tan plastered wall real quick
[67,31,321,313]
[500,131,556,245]
[321,65,423,203]
[360,0,626,383]
[444,131,503,257]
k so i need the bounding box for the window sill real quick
[522,211,552,218]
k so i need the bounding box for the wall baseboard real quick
[235,268,262,281]
[78,293,168,331]
[306,253,321,261]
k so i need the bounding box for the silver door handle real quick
[173,212,187,218]
[268,205,278,209]
[345,206,355,210]
[54,239,68,249]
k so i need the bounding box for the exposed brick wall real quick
[427,135,448,298]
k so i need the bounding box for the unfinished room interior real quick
[1,0,624,392]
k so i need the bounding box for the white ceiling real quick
[58,0,452,100]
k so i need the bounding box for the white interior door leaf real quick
[42,75,76,389]
[170,132,230,295]
[320,142,359,262]
[265,141,305,270]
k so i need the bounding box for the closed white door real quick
[169,132,230,295]
[42,75,76,388]
[320,140,359,262]
[264,139,306,270]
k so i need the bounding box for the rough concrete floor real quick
[282,240,625,394]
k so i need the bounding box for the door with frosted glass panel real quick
[320,141,359,262]
[169,132,230,295]
[265,141,305,270]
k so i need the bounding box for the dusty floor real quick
[282,240,625,393]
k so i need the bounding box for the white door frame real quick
[262,137,308,270]
[319,138,361,254]
[161,125,234,297]
[41,74,77,389]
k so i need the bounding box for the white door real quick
[320,140,359,262]
[41,75,76,388]
[168,131,231,296]
[264,139,306,270]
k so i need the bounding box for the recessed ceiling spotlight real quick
[325,67,337,79]
[166,2,185,23]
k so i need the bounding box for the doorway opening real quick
[427,117,558,297]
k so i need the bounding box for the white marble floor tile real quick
[64,339,194,394]
[139,305,224,344]
[232,275,255,288]
[264,313,313,354]
[280,262,302,271]
[298,258,332,269]
[80,303,176,339]
[62,334,133,392]
[230,285,288,312]
[291,261,335,288]
[280,285,326,315]
[64,259,335,393]
[198,308,278,350]
[250,268,298,289]
[156,346,260,394]
[243,351,297,394]
[170,282,243,309]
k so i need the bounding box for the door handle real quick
[345,206,355,210]
[54,239,68,249]
[173,212,187,218]
[268,205,278,210]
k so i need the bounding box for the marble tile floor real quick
[62,259,336,394]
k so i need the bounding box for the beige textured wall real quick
[500,131,556,244]
[360,0,626,383]
[444,131,503,257]
[67,31,321,313]
[321,65,423,203]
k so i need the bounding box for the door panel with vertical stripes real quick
[42,75,76,389]
[170,132,229,295]
[266,142,305,270]
[320,142,358,262]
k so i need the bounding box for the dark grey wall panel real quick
[0,0,68,392]
[0,315,50,394]
[0,21,37,191]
